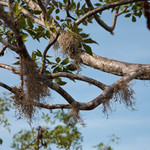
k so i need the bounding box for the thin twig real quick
[65,0,76,20]
[0,45,7,56]
[117,6,129,16]
[40,34,59,74]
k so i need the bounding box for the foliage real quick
[93,134,120,150]
[0,94,12,145]
[11,110,83,150]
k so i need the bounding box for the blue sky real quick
[0,6,150,150]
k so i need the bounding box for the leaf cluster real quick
[11,110,83,150]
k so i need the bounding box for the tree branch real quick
[75,0,144,25]
[0,82,14,93]
[33,102,71,110]
[0,45,7,56]
[46,72,107,90]
[79,51,150,80]
[0,5,30,59]
[46,81,77,106]
[8,0,15,19]
[37,0,47,14]
[40,34,60,74]
[77,68,144,110]
[0,37,18,52]
[0,63,20,74]
[85,0,119,34]
[65,0,76,20]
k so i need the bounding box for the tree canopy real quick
[0,0,150,122]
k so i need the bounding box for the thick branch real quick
[46,72,107,90]
[80,52,150,80]
[0,5,30,59]
[45,81,78,106]
[75,0,144,25]
[0,63,20,74]
[85,0,119,33]
[77,68,144,110]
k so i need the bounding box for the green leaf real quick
[0,138,3,145]
[56,15,60,20]
[83,38,98,44]
[14,8,22,18]
[82,21,88,26]
[125,13,131,18]
[32,52,36,61]
[55,78,67,86]
[82,44,93,55]
[47,6,55,16]
[61,58,69,65]
[55,9,60,14]
[55,57,61,63]
[22,33,28,43]
[27,18,34,29]
[94,3,102,7]
[31,10,42,15]
[132,15,136,22]
[13,61,20,65]
[66,64,77,71]
[35,49,42,57]
[79,33,90,38]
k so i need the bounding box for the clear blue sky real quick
[0,7,150,150]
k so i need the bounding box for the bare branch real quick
[117,6,129,16]
[37,0,47,14]
[65,0,76,20]
[46,81,77,106]
[40,34,60,74]
[85,0,119,34]
[75,0,144,26]
[22,0,41,11]
[46,72,107,90]
[0,82,14,93]
[77,68,144,110]
[0,45,7,56]
[8,0,15,19]
[0,63,20,74]
[79,51,150,80]
[33,102,71,110]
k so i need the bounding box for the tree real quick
[0,0,150,122]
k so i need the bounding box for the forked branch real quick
[75,0,144,25]
[85,0,119,34]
